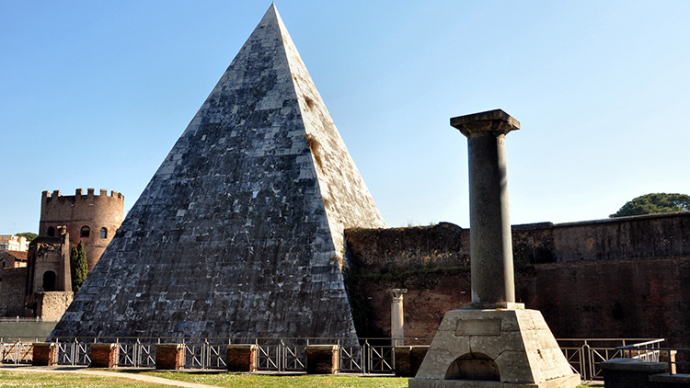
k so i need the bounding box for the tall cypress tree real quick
[70,241,88,292]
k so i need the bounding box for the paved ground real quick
[0,365,225,388]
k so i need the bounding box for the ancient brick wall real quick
[0,267,30,317]
[39,189,124,270]
[344,213,690,348]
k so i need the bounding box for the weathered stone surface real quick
[410,309,579,387]
[452,109,519,308]
[50,4,384,340]
[35,291,73,322]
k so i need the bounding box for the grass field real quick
[0,370,166,387]
[0,370,603,387]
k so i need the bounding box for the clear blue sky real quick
[2,1,690,234]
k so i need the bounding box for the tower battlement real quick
[42,188,124,200]
[39,189,125,271]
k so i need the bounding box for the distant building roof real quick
[0,250,28,262]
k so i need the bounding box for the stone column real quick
[389,289,407,346]
[451,109,520,308]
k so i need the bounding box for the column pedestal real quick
[410,308,579,387]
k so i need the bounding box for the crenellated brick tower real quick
[39,188,124,270]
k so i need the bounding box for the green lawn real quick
[0,370,167,387]
[132,371,604,388]
[0,370,603,387]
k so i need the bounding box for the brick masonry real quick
[227,345,257,372]
[306,345,339,374]
[90,343,119,368]
[39,189,124,271]
[344,213,690,348]
[51,4,384,340]
[32,343,56,366]
[0,267,29,317]
[156,344,185,370]
[394,346,429,377]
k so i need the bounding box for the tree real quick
[70,241,88,292]
[610,193,690,218]
[15,232,37,241]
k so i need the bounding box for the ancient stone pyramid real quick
[51,4,385,339]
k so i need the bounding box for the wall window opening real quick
[42,271,57,292]
[81,226,90,238]
[100,227,107,239]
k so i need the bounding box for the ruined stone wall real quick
[40,189,124,270]
[344,223,471,338]
[0,267,31,317]
[344,213,690,347]
[35,292,74,321]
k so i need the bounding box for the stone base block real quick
[411,309,579,387]
[155,344,185,370]
[227,344,257,372]
[601,358,668,388]
[90,343,119,368]
[396,346,429,377]
[307,345,339,374]
[32,343,56,366]
[409,373,580,388]
[649,373,690,387]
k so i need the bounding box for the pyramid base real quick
[409,308,579,388]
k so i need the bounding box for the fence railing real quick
[556,338,665,381]
[0,336,667,380]
[0,317,46,323]
[617,340,689,375]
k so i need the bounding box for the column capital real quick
[389,288,408,298]
[450,109,520,138]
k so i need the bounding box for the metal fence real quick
[617,340,689,375]
[0,336,669,380]
[556,338,664,381]
[0,341,33,364]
